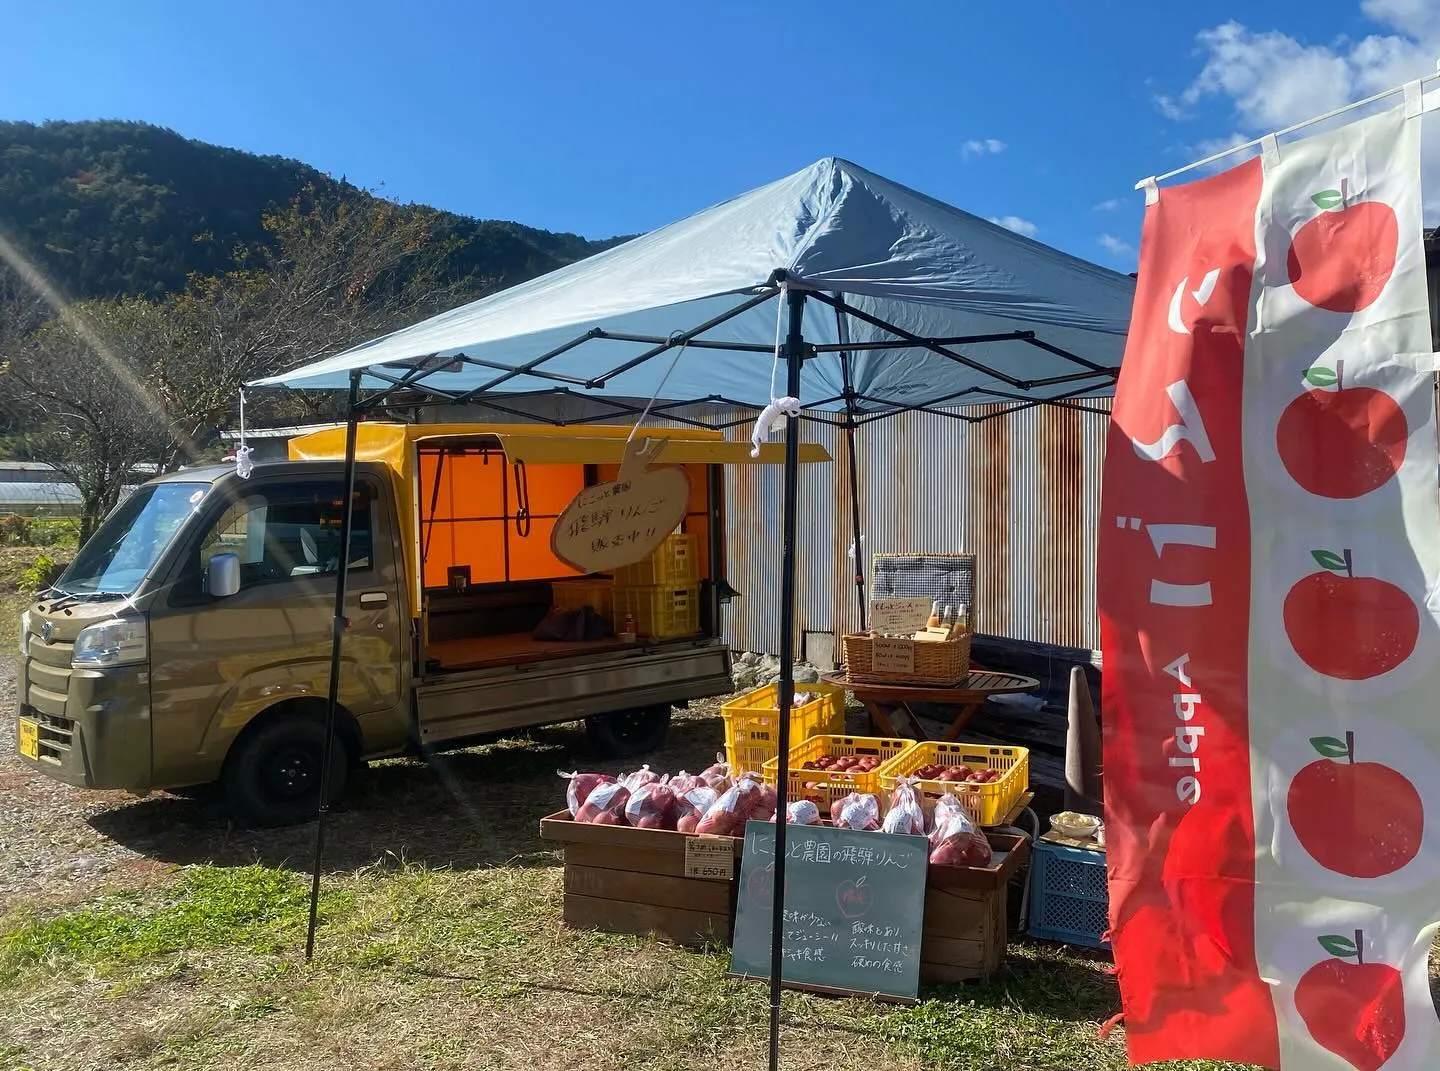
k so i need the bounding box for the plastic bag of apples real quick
[928,793,993,867]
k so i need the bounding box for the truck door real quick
[148,474,406,785]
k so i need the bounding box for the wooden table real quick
[821,669,1042,742]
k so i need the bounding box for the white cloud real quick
[1094,198,1124,212]
[961,138,1007,159]
[988,215,1039,237]
[1099,234,1136,260]
[1155,95,1188,121]
[1157,7,1440,218]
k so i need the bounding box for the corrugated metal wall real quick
[719,400,1112,663]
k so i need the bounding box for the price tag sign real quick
[868,597,934,634]
[685,835,737,880]
[871,637,916,674]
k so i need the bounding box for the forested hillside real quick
[0,119,622,300]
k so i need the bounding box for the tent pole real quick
[768,284,806,1071]
[835,302,867,638]
[305,368,362,962]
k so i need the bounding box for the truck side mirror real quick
[208,553,241,598]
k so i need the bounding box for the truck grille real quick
[25,634,74,713]
[21,705,74,764]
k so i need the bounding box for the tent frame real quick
[290,269,1118,1071]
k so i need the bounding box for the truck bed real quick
[428,632,635,671]
[415,637,733,745]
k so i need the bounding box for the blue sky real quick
[2,0,1436,272]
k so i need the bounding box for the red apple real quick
[1288,731,1422,879]
[1286,188,1398,313]
[1277,360,1407,499]
[1294,930,1405,1071]
[1283,549,1418,680]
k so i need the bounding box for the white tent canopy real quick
[256,157,1135,420]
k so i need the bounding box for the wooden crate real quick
[921,832,1030,984]
[539,811,741,947]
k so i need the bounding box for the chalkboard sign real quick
[729,821,929,1001]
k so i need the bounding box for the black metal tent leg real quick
[305,368,363,962]
[768,286,806,1071]
[844,417,866,635]
[835,300,867,639]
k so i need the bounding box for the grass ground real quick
[0,861,1257,1071]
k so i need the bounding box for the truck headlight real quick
[18,610,31,657]
[72,618,148,669]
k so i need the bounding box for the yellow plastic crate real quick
[763,734,919,809]
[551,578,614,619]
[721,682,846,775]
[612,583,699,639]
[877,741,1030,827]
[614,533,697,587]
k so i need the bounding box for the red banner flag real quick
[1101,99,1437,1070]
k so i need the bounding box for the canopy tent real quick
[256,156,1134,424]
[252,156,1135,1071]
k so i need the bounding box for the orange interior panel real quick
[422,449,715,589]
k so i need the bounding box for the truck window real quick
[197,481,374,590]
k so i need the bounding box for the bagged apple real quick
[930,791,973,838]
[625,781,679,829]
[777,799,822,825]
[830,792,881,831]
[673,783,719,833]
[620,764,661,791]
[558,770,616,818]
[756,782,778,821]
[699,753,734,795]
[668,770,704,795]
[697,775,769,836]
[881,776,926,836]
[929,803,992,867]
[575,781,631,825]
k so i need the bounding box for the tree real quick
[0,185,489,539]
[2,297,194,541]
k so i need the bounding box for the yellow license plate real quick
[17,718,38,760]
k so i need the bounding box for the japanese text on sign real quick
[550,438,691,573]
[870,637,916,674]
[869,597,935,634]
[684,836,736,880]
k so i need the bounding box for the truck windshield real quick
[57,482,210,596]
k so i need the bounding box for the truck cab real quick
[16,423,825,826]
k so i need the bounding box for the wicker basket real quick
[842,630,971,686]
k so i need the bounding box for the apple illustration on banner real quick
[1286,185,1398,314]
[1276,360,1407,499]
[1287,731,1423,879]
[1294,930,1405,1071]
[1282,549,1419,680]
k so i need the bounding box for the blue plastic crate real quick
[1027,839,1111,949]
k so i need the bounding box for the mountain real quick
[0,119,626,301]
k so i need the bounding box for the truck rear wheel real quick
[223,718,350,828]
[585,705,671,759]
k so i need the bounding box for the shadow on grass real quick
[408,940,1117,1027]
[85,709,728,878]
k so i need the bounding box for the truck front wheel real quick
[585,705,672,759]
[223,718,350,828]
